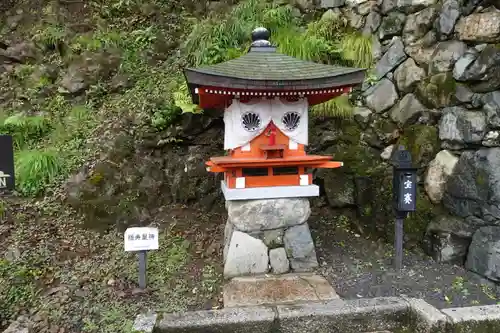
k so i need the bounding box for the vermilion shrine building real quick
[184,27,365,201]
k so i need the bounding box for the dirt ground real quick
[310,212,500,309]
[3,196,500,332]
[0,199,225,333]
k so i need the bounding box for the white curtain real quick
[223,97,309,150]
[271,98,308,147]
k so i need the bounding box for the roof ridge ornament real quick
[251,27,271,48]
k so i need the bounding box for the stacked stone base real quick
[223,198,318,278]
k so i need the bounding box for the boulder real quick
[404,43,436,69]
[466,226,500,282]
[428,41,467,75]
[356,0,377,15]
[374,37,407,80]
[269,248,290,274]
[424,150,459,203]
[2,316,32,333]
[415,72,458,109]
[284,223,319,272]
[393,58,425,93]
[369,117,400,146]
[223,221,234,263]
[389,93,428,125]
[363,11,382,35]
[381,0,438,14]
[438,107,486,148]
[224,231,269,278]
[423,215,475,265]
[379,11,407,41]
[319,0,346,8]
[262,229,285,249]
[398,124,439,167]
[483,131,500,147]
[380,145,395,160]
[402,6,438,45]
[443,148,500,225]
[320,171,355,208]
[456,11,500,43]
[483,91,500,129]
[227,198,311,232]
[436,0,461,37]
[364,78,399,113]
[0,41,37,63]
[353,107,373,129]
[372,37,383,61]
[344,8,365,29]
[60,51,121,94]
[453,45,500,93]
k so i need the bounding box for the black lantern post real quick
[392,145,417,270]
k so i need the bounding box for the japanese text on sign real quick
[398,173,416,212]
[124,227,159,252]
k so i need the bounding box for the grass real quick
[14,148,64,196]
[0,202,223,332]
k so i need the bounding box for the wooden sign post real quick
[124,227,159,289]
[392,145,417,270]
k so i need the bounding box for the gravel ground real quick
[310,212,500,309]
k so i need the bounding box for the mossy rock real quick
[401,190,443,246]
[415,72,458,109]
[316,119,385,176]
[397,124,439,167]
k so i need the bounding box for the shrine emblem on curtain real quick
[223,97,308,150]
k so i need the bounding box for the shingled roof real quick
[184,27,366,103]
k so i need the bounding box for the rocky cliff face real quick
[317,0,500,282]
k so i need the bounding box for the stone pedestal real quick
[223,198,318,278]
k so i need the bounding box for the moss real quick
[404,190,437,238]
[416,72,457,108]
[323,119,385,176]
[397,124,439,167]
[476,168,488,186]
[88,172,104,186]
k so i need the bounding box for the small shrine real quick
[183,27,366,297]
[184,27,366,201]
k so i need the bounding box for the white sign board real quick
[124,227,159,252]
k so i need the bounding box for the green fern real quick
[173,83,200,114]
[32,25,66,49]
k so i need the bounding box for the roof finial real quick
[251,27,271,47]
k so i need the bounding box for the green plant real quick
[32,25,66,50]
[173,83,200,114]
[0,199,6,219]
[0,258,42,323]
[15,148,65,196]
[182,0,297,66]
[0,114,52,149]
[311,94,354,118]
[180,0,374,119]
[340,32,373,68]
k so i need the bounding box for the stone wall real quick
[223,199,318,278]
[317,0,500,282]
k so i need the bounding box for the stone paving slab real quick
[223,273,339,308]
